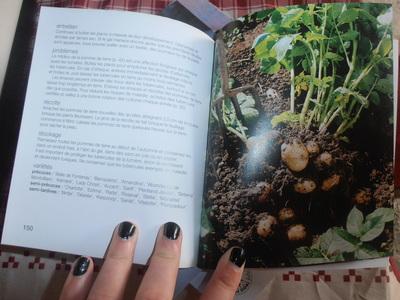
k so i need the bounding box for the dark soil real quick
[225,21,291,118]
[199,19,394,268]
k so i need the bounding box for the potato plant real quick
[200,3,394,268]
[253,4,393,136]
[294,206,394,264]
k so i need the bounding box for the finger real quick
[135,222,182,300]
[88,221,137,300]
[200,247,245,300]
[59,256,94,300]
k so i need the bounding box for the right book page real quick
[199,2,395,268]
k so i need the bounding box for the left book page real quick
[1,7,214,267]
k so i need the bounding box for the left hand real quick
[59,221,245,300]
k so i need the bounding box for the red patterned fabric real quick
[36,0,357,18]
[209,0,357,18]
[37,0,170,14]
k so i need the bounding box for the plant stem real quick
[320,64,336,124]
[290,67,295,113]
[335,78,379,136]
[320,106,340,133]
[299,40,317,126]
[349,59,380,91]
[334,54,386,137]
[317,7,327,97]
[335,105,363,136]
[332,50,388,136]
[343,24,358,89]
[226,126,248,144]
[334,21,351,68]
[310,7,327,128]
[366,78,379,99]
[349,25,390,91]
[372,24,390,56]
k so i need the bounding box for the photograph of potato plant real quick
[199,3,394,268]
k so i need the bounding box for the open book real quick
[0,3,395,269]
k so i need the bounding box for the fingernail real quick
[229,247,246,267]
[118,221,136,240]
[163,222,181,240]
[73,257,90,276]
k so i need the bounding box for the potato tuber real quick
[217,239,229,251]
[247,130,282,154]
[305,141,320,155]
[278,208,296,223]
[353,188,372,205]
[287,224,307,242]
[256,214,277,238]
[315,152,333,169]
[321,174,340,191]
[281,139,309,172]
[294,179,316,194]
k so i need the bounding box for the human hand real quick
[59,221,245,300]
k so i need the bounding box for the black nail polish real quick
[163,222,180,240]
[73,257,90,276]
[118,221,136,240]
[229,247,245,267]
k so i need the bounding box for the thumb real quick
[200,247,245,300]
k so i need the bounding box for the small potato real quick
[353,188,372,205]
[321,174,341,191]
[287,224,307,241]
[256,214,277,238]
[281,139,309,172]
[278,208,296,223]
[247,130,282,153]
[305,141,320,155]
[217,239,229,251]
[315,152,333,169]
[294,179,316,194]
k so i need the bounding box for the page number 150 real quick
[23,225,34,231]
